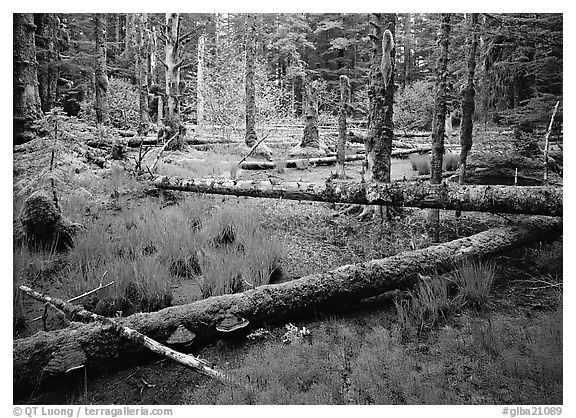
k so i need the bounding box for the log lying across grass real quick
[127,137,237,148]
[13,216,562,397]
[154,177,562,217]
[239,146,433,170]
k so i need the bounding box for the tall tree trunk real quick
[244,14,258,147]
[336,75,351,178]
[34,13,60,113]
[458,13,479,187]
[94,14,110,125]
[403,13,412,87]
[301,76,320,148]
[115,14,121,52]
[136,13,150,136]
[362,13,396,219]
[13,13,43,145]
[428,13,451,242]
[124,14,135,60]
[162,13,185,150]
[365,13,395,183]
[196,34,205,129]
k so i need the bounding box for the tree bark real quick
[459,13,479,187]
[403,13,412,87]
[14,13,43,145]
[196,34,205,129]
[365,13,395,184]
[136,14,150,136]
[238,146,433,170]
[34,13,60,113]
[428,13,451,241]
[301,77,321,148]
[14,217,562,398]
[244,14,258,147]
[94,14,110,125]
[124,13,135,60]
[154,176,562,217]
[163,13,184,150]
[336,75,351,178]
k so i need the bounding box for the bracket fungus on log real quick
[166,324,196,346]
[216,314,250,333]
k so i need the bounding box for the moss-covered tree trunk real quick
[244,13,258,147]
[154,176,563,217]
[301,77,320,148]
[362,13,395,219]
[13,13,43,145]
[459,13,479,187]
[136,13,150,136]
[34,13,60,113]
[336,75,351,178]
[94,14,110,125]
[13,217,562,398]
[428,13,451,241]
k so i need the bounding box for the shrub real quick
[394,80,435,132]
[450,260,496,311]
[79,77,139,129]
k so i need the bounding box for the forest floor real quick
[13,120,563,405]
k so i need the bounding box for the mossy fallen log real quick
[239,146,433,170]
[13,217,562,398]
[153,177,562,217]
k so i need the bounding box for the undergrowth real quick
[184,306,562,404]
[14,195,283,322]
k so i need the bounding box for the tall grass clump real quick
[395,277,451,337]
[409,152,460,175]
[450,260,496,311]
[75,257,173,317]
[409,154,431,175]
[197,206,283,298]
[443,153,459,171]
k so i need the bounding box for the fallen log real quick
[240,146,433,170]
[127,137,239,148]
[153,177,562,217]
[19,285,247,390]
[13,217,562,397]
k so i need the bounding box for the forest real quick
[13,13,562,406]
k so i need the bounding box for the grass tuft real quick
[409,153,460,175]
[395,277,451,338]
[443,153,460,171]
[450,260,496,311]
[409,154,431,175]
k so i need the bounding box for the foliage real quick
[394,80,435,131]
[79,77,139,128]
